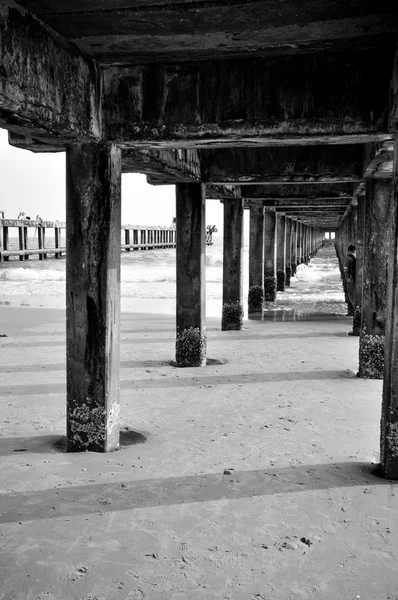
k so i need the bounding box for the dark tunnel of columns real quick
[0,1,397,479]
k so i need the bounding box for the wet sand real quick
[0,299,397,600]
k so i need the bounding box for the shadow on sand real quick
[0,459,388,524]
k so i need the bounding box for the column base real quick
[285,266,291,287]
[277,270,286,292]
[248,285,264,314]
[222,301,244,331]
[67,403,120,453]
[175,326,207,367]
[291,263,297,277]
[264,276,277,302]
[358,332,385,379]
[380,415,398,480]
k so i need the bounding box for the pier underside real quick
[0,0,398,479]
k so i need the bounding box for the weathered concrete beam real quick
[262,199,349,207]
[0,2,100,142]
[268,200,349,208]
[206,184,241,200]
[241,183,355,199]
[20,1,397,64]
[8,131,64,152]
[123,148,201,182]
[102,48,393,147]
[363,141,394,179]
[388,40,398,132]
[200,146,364,184]
[279,208,346,213]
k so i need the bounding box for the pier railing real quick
[0,219,176,261]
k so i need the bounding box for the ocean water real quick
[0,235,346,317]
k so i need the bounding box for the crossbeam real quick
[103,46,393,147]
[0,2,100,142]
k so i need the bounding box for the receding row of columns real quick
[244,207,322,317]
[335,153,398,479]
[64,143,324,457]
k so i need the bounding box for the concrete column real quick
[263,211,277,301]
[303,226,309,264]
[358,178,393,379]
[176,183,207,366]
[222,199,244,330]
[291,220,297,276]
[276,214,286,291]
[285,218,292,286]
[66,142,121,453]
[248,204,265,314]
[381,139,398,479]
[352,196,366,335]
[296,222,302,264]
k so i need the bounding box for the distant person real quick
[344,244,356,307]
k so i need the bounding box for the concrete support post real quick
[304,226,309,264]
[381,138,398,479]
[276,214,286,291]
[291,220,297,276]
[248,205,265,314]
[285,218,292,286]
[352,196,366,335]
[222,199,244,330]
[301,225,307,264]
[358,178,393,379]
[296,222,302,264]
[66,142,122,453]
[176,183,207,366]
[263,211,277,301]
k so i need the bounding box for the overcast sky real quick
[0,128,224,228]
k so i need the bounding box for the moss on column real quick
[358,331,385,379]
[264,276,276,302]
[351,305,362,336]
[248,285,264,313]
[222,300,244,331]
[176,326,207,367]
[277,270,285,292]
[291,262,297,277]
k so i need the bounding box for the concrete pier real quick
[222,200,244,330]
[66,143,122,453]
[285,218,292,286]
[358,179,393,379]
[276,214,286,292]
[175,183,206,367]
[263,211,277,302]
[0,219,176,261]
[0,0,397,476]
[248,205,265,314]
[381,139,398,479]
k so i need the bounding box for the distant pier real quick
[0,219,176,261]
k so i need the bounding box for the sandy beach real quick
[0,299,397,600]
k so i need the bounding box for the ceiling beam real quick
[103,46,393,147]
